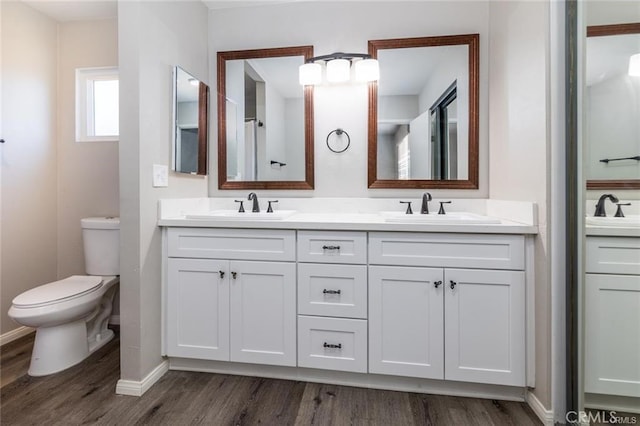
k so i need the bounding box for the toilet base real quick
[29,320,89,376]
[88,327,114,353]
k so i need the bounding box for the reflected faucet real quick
[421,192,432,214]
[248,192,260,212]
[594,193,619,217]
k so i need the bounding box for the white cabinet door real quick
[444,269,525,386]
[585,274,640,397]
[166,258,229,360]
[369,265,444,379]
[230,261,297,367]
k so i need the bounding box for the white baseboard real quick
[115,359,169,397]
[526,390,554,426]
[0,326,34,346]
[170,357,527,402]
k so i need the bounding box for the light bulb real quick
[355,58,380,82]
[299,62,322,85]
[629,53,640,77]
[326,58,350,83]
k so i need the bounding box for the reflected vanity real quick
[217,46,314,190]
[585,23,640,189]
[368,34,479,189]
[172,66,209,175]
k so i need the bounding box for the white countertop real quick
[586,226,640,237]
[158,212,538,234]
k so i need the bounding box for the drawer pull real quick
[231,272,237,279]
[450,280,457,289]
[322,245,341,251]
[323,342,342,349]
[323,289,342,295]
[434,280,442,288]
[219,271,225,279]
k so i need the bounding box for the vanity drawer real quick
[369,232,525,270]
[297,231,367,264]
[298,263,367,319]
[297,315,367,373]
[586,236,640,275]
[167,228,295,261]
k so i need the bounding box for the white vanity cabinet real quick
[296,231,369,373]
[585,236,640,398]
[162,220,535,396]
[368,232,526,387]
[165,228,297,367]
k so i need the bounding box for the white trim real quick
[585,393,640,415]
[115,359,169,397]
[169,357,528,402]
[525,235,536,388]
[0,326,34,346]
[526,391,554,426]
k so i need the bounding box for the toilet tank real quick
[81,217,120,276]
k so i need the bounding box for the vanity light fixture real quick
[299,52,379,85]
[629,53,640,77]
[188,77,199,86]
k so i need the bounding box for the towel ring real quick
[326,128,350,153]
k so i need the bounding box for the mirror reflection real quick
[377,45,468,181]
[368,34,479,189]
[217,46,314,190]
[585,24,640,189]
[173,66,209,175]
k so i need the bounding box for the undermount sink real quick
[585,215,640,228]
[185,210,296,221]
[380,211,501,224]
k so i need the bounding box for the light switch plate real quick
[153,164,168,187]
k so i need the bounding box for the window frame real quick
[75,66,119,142]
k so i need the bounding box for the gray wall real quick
[118,0,209,382]
[208,1,491,199]
[1,1,58,336]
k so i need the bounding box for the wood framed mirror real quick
[367,34,479,189]
[217,46,314,190]
[172,66,209,175]
[585,23,640,190]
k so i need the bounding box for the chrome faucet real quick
[594,193,619,217]
[421,192,432,214]
[247,192,260,212]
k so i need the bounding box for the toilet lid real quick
[13,276,103,307]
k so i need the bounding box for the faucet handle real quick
[438,201,452,215]
[267,200,279,213]
[400,201,413,214]
[234,200,245,213]
[615,202,631,218]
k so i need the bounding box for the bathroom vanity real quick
[584,222,640,407]
[159,198,538,400]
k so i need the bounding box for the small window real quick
[76,67,119,142]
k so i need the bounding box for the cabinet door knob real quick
[323,289,341,295]
[450,280,457,289]
[323,342,342,349]
[219,270,225,279]
[434,280,442,288]
[231,271,237,279]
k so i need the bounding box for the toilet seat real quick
[12,276,103,308]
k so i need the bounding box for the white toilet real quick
[8,217,120,376]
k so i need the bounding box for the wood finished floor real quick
[0,330,541,425]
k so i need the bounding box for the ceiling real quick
[20,0,306,22]
[22,0,117,22]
